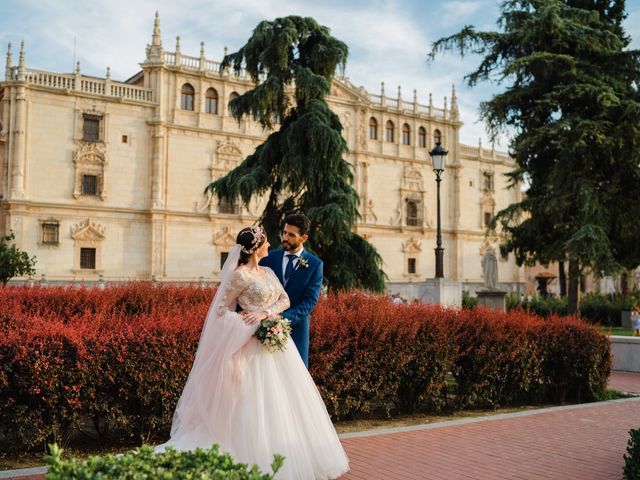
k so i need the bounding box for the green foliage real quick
[44,443,283,480]
[461,291,477,309]
[429,0,640,299]
[206,16,385,291]
[0,231,36,285]
[623,428,640,480]
[508,292,637,326]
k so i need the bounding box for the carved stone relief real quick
[72,141,107,200]
[402,237,422,253]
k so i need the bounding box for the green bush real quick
[44,443,283,480]
[623,428,640,480]
[505,292,522,310]
[461,291,477,309]
[508,293,639,327]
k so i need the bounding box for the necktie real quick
[284,254,297,281]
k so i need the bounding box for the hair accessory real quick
[240,226,265,254]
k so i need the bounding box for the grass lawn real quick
[602,326,636,336]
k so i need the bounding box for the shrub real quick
[509,292,639,327]
[533,318,611,403]
[44,443,282,479]
[0,284,612,452]
[461,291,477,309]
[450,308,542,409]
[623,428,640,480]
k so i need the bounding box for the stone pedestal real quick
[476,289,507,311]
[421,278,462,307]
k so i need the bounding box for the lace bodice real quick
[218,266,290,315]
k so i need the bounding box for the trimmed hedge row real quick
[0,285,611,452]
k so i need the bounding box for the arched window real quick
[181,83,195,111]
[385,120,395,143]
[406,199,419,226]
[433,128,442,145]
[205,88,218,114]
[418,127,426,148]
[369,117,378,140]
[402,123,411,145]
[228,92,240,115]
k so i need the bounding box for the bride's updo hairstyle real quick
[236,226,266,265]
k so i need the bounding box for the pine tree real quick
[206,16,386,291]
[430,0,640,312]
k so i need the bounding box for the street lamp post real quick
[429,141,448,278]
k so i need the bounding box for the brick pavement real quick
[340,371,640,480]
[2,371,640,480]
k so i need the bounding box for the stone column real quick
[150,216,166,280]
[10,42,27,199]
[150,124,165,209]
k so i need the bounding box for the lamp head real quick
[429,141,448,172]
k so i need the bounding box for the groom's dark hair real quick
[285,213,311,235]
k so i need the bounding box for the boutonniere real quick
[298,258,310,269]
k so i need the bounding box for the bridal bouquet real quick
[256,316,292,352]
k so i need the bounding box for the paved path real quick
[340,371,640,480]
[2,371,640,480]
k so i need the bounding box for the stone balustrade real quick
[460,144,510,161]
[7,67,153,103]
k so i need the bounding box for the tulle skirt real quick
[158,311,349,480]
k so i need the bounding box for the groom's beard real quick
[282,240,299,252]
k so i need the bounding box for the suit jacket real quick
[260,248,323,367]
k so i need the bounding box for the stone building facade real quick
[0,14,524,291]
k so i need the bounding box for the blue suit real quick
[260,248,323,367]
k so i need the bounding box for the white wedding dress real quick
[157,246,349,480]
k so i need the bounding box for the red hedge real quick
[0,285,611,452]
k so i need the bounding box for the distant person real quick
[632,306,640,336]
[391,292,404,304]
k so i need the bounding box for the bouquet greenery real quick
[256,316,292,352]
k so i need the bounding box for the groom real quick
[260,213,323,368]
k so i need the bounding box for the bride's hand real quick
[241,310,267,325]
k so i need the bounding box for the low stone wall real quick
[611,335,640,372]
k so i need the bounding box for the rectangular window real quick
[220,252,229,269]
[408,258,417,274]
[122,134,128,144]
[483,172,494,192]
[484,212,493,227]
[218,197,239,214]
[80,247,96,269]
[83,115,101,142]
[406,199,419,227]
[402,131,410,145]
[42,222,59,245]
[82,174,98,195]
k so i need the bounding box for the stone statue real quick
[481,248,498,290]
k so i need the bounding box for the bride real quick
[157,226,349,479]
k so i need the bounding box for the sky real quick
[1,0,640,149]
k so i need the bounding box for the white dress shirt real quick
[282,247,304,280]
